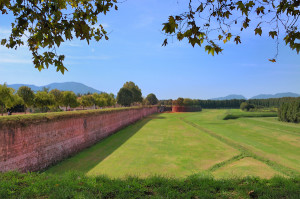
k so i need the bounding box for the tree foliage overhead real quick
[0,0,118,73]
[1,0,298,73]
[162,0,300,61]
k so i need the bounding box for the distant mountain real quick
[250,92,300,99]
[8,82,102,94]
[210,94,246,100]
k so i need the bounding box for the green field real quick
[46,109,300,179]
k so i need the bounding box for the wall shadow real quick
[46,113,165,175]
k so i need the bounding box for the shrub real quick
[278,100,300,123]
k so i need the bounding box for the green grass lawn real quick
[46,109,300,179]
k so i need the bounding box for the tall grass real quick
[0,171,299,199]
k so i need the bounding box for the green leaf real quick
[268,31,277,39]
[234,36,241,44]
[1,39,6,45]
[254,27,262,36]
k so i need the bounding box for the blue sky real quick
[0,0,299,99]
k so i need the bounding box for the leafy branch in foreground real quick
[0,0,118,74]
[162,0,300,61]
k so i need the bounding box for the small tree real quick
[0,84,23,116]
[108,93,116,107]
[117,87,133,107]
[62,91,78,111]
[34,91,54,112]
[17,86,35,114]
[173,97,184,106]
[123,81,143,103]
[49,89,63,109]
[145,93,158,105]
[92,93,107,108]
[183,98,194,106]
[80,95,94,109]
[240,102,255,111]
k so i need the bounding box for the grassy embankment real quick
[0,106,152,126]
[47,109,300,178]
[1,109,299,198]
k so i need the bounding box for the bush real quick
[240,102,255,111]
[278,100,300,123]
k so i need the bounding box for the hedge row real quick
[278,100,300,123]
[0,106,156,127]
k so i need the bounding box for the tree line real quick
[0,82,159,115]
[160,98,243,108]
[160,97,300,110]
[278,100,300,123]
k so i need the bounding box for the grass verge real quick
[223,111,277,120]
[0,106,155,127]
[0,171,299,199]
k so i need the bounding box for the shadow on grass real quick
[46,113,164,174]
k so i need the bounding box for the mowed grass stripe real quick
[212,157,287,179]
[205,118,300,173]
[246,117,300,135]
[180,114,300,177]
[46,113,239,178]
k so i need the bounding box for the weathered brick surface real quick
[0,107,157,172]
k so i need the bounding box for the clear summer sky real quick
[0,0,299,99]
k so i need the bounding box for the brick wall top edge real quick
[0,106,157,128]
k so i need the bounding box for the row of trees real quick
[278,100,300,123]
[0,82,159,115]
[0,83,117,115]
[162,97,300,109]
[163,98,243,108]
[247,98,300,108]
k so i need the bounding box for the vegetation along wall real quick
[0,107,157,172]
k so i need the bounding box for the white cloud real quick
[0,58,31,64]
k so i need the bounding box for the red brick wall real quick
[0,107,157,172]
[172,106,202,112]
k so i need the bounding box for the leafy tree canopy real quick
[240,101,255,111]
[62,91,78,109]
[0,83,23,115]
[117,87,133,107]
[123,81,143,103]
[145,93,158,105]
[34,91,54,112]
[1,0,298,73]
[0,0,118,73]
[80,95,95,108]
[162,0,299,61]
[17,86,35,113]
[173,97,185,106]
[49,89,63,108]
